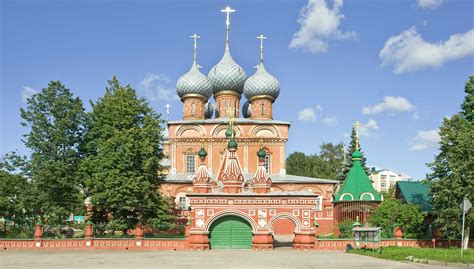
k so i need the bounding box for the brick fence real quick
[2,238,471,251]
[0,238,188,250]
[314,238,474,251]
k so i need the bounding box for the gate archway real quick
[269,213,301,248]
[209,215,253,249]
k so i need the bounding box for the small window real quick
[186,155,196,173]
[226,99,229,111]
[381,175,387,180]
[178,196,187,211]
[260,103,265,116]
[381,181,386,188]
[191,103,196,116]
[264,153,271,173]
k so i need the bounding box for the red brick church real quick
[159,6,381,250]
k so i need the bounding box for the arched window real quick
[185,151,196,173]
[264,153,271,173]
[191,103,196,116]
[260,103,265,116]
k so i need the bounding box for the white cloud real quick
[21,86,38,103]
[359,119,379,137]
[409,129,440,151]
[417,0,443,9]
[362,96,415,115]
[289,0,356,53]
[298,107,317,121]
[138,73,179,102]
[411,112,420,120]
[380,27,474,74]
[323,116,338,126]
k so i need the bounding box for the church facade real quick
[159,7,381,250]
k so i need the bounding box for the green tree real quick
[427,76,474,247]
[286,142,344,179]
[369,198,424,238]
[80,77,170,231]
[20,81,85,224]
[339,127,370,181]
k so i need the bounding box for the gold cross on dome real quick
[221,6,235,27]
[221,6,235,44]
[190,34,200,61]
[257,34,267,62]
[353,121,363,150]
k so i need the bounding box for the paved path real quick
[0,250,455,269]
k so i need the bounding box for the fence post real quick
[34,222,43,247]
[85,221,93,247]
[135,224,144,247]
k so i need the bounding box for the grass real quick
[349,246,474,264]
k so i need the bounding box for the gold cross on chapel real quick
[353,121,363,150]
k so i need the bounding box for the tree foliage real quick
[286,142,344,179]
[427,76,474,242]
[20,81,85,224]
[369,198,424,239]
[339,127,370,181]
[80,77,171,230]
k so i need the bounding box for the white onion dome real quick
[242,100,251,118]
[176,61,213,100]
[243,61,280,101]
[208,47,247,95]
[204,102,214,119]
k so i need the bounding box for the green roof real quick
[396,181,432,212]
[334,150,382,202]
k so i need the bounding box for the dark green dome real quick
[198,147,207,158]
[257,148,266,158]
[225,126,236,138]
[227,138,238,150]
[352,150,362,159]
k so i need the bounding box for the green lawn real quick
[349,246,473,264]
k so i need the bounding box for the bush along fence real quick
[0,223,472,251]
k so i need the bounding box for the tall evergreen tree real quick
[80,77,170,231]
[427,76,474,247]
[338,127,370,181]
[20,81,85,224]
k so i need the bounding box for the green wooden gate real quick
[209,215,253,249]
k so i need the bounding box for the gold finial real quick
[200,134,205,148]
[257,34,267,62]
[259,138,264,149]
[227,108,235,138]
[190,34,200,62]
[353,121,363,151]
[221,6,235,46]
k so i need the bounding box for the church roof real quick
[167,118,291,126]
[164,173,337,184]
[334,150,382,202]
[396,181,432,213]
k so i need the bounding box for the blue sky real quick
[1,0,473,180]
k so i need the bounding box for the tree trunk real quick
[463,226,470,250]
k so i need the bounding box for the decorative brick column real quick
[34,223,43,247]
[293,231,315,250]
[85,221,94,247]
[135,224,144,247]
[252,233,273,250]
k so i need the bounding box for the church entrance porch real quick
[209,215,252,249]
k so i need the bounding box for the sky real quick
[1,0,473,180]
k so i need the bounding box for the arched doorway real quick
[209,215,253,249]
[272,217,296,248]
